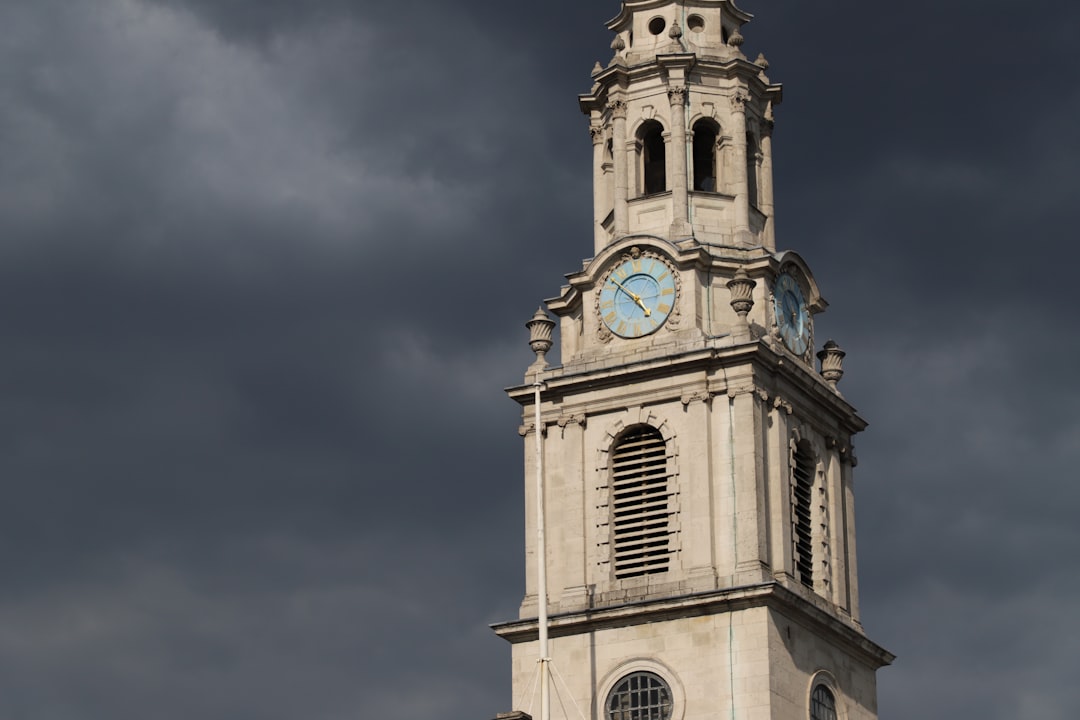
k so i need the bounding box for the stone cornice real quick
[491,582,894,670]
[506,340,868,435]
[580,57,782,117]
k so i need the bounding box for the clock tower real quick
[493,2,892,720]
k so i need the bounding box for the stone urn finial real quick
[668,20,683,41]
[727,268,756,319]
[817,340,846,389]
[526,307,556,369]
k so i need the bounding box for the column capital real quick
[607,100,628,119]
[667,86,688,105]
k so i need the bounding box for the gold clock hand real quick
[609,279,652,317]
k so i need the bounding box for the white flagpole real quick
[533,375,550,720]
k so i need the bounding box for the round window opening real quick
[687,14,705,32]
[607,672,673,720]
[648,16,667,36]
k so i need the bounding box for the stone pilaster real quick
[729,92,752,247]
[609,100,629,238]
[667,85,691,238]
[590,123,608,253]
[759,114,776,250]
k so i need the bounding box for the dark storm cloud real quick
[0,0,1076,718]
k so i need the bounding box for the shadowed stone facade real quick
[493,3,892,719]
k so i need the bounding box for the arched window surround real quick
[806,671,845,720]
[595,411,681,586]
[596,659,685,720]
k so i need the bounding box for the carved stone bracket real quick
[680,391,710,407]
[518,422,547,437]
[557,414,586,429]
[772,395,793,415]
[589,125,605,144]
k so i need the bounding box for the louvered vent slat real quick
[793,444,815,588]
[610,426,673,580]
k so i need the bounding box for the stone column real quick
[759,116,776,251]
[680,391,717,590]
[667,85,691,238]
[840,447,862,624]
[590,123,608,254]
[729,91,752,247]
[609,100,629,238]
[555,414,589,611]
[730,389,770,583]
[825,439,848,612]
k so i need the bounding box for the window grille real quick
[606,672,673,720]
[793,442,815,588]
[810,685,838,720]
[611,426,672,579]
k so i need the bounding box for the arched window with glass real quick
[810,684,838,720]
[606,672,673,720]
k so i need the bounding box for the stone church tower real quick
[493,2,892,719]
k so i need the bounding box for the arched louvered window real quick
[810,685,838,720]
[792,441,815,588]
[611,426,673,579]
[606,672,673,720]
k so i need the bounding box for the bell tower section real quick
[581,0,780,252]
[492,3,893,720]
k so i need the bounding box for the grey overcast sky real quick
[0,1,1077,718]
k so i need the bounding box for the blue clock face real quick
[599,255,677,338]
[774,273,810,355]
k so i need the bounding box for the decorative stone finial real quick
[727,268,756,318]
[611,35,626,52]
[754,52,769,70]
[668,20,683,40]
[526,307,556,370]
[592,61,603,76]
[728,29,744,47]
[817,340,846,389]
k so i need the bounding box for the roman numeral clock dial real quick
[598,253,677,339]
[773,272,811,356]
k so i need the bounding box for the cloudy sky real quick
[1,0,1077,718]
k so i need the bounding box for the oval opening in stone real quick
[648,16,666,36]
[687,14,705,32]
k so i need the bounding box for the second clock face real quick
[599,256,677,338]
[774,272,810,355]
